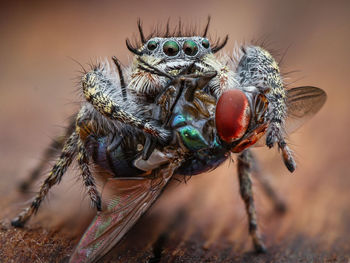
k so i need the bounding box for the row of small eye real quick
[146,39,210,57]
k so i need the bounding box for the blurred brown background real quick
[1,0,350,262]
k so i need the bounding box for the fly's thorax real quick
[169,87,218,152]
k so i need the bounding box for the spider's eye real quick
[183,40,199,56]
[163,41,180,56]
[147,40,158,51]
[202,39,210,49]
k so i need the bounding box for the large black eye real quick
[163,41,180,56]
[202,39,210,49]
[202,39,209,48]
[147,40,158,51]
[183,40,199,56]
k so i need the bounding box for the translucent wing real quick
[254,86,327,147]
[285,86,327,134]
[69,162,181,263]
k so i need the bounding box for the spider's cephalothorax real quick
[125,19,232,98]
[11,18,327,263]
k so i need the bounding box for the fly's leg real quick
[11,132,79,227]
[250,152,287,213]
[236,46,296,172]
[82,68,170,143]
[18,118,76,192]
[237,149,266,253]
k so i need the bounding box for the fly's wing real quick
[253,86,327,147]
[69,161,181,263]
[284,86,327,134]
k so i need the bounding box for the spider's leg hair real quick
[11,131,79,227]
[77,137,101,211]
[82,71,170,142]
[237,149,266,253]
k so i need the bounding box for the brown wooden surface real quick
[1,1,350,262]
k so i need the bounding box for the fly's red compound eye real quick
[215,89,251,143]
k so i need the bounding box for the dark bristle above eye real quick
[212,35,229,53]
[202,16,211,37]
[137,18,146,44]
[125,18,229,54]
[126,39,143,55]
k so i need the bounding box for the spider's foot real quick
[280,144,296,173]
[95,195,102,212]
[254,241,267,254]
[11,216,25,228]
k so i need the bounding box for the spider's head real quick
[126,18,228,71]
[126,18,228,94]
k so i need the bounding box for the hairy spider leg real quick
[18,117,76,192]
[11,132,79,227]
[77,138,102,211]
[237,149,266,253]
[75,114,102,211]
[82,71,170,142]
[236,46,295,172]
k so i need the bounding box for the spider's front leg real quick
[236,46,296,172]
[82,66,170,143]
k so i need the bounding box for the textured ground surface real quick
[1,1,350,262]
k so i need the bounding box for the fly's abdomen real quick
[86,135,145,177]
[176,148,228,175]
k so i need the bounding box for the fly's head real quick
[215,88,269,152]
